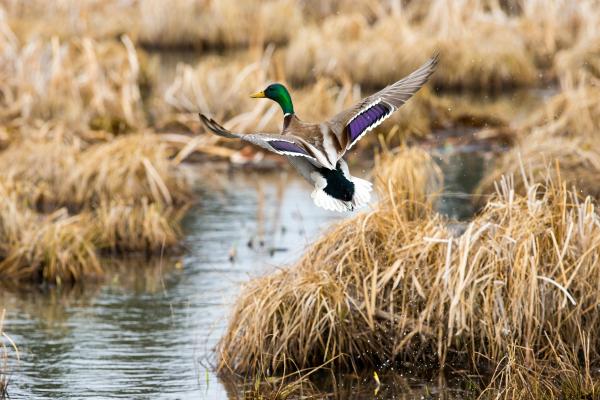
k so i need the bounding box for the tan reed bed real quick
[1,0,137,42]
[476,76,600,202]
[284,2,536,90]
[521,75,600,139]
[476,131,600,204]
[0,179,101,282]
[218,148,600,398]
[285,0,600,90]
[0,133,190,209]
[0,23,148,134]
[137,0,301,49]
[92,199,185,254]
[0,132,192,282]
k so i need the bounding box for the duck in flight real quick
[199,55,438,212]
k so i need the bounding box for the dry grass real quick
[0,28,147,133]
[522,76,600,139]
[217,147,446,372]
[0,184,99,284]
[218,148,600,398]
[0,180,100,283]
[1,0,135,41]
[4,0,600,89]
[92,199,184,254]
[475,131,600,204]
[65,133,190,207]
[476,76,600,201]
[0,133,189,208]
[137,0,301,49]
[284,2,537,90]
[0,132,191,282]
[284,0,600,90]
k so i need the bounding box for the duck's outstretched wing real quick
[327,55,439,153]
[199,114,322,164]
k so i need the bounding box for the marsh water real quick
[0,148,486,399]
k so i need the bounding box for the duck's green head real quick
[250,83,294,115]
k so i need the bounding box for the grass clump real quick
[0,31,147,133]
[476,132,600,203]
[92,199,184,254]
[65,133,190,207]
[0,132,191,282]
[137,0,301,49]
[476,76,600,201]
[0,183,100,283]
[218,148,600,398]
[284,2,537,90]
[218,147,446,372]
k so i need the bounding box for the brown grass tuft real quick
[92,199,184,254]
[0,31,146,132]
[476,76,600,202]
[217,147,446,373]
[137,0,301,49]
[476,131,600,203]
[65,133,190,207]
[218,148,600,398]
[0,186,100,283]
[0,132,190,282]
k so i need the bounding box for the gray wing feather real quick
[198,114,320,162]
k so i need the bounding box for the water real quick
[0,152,482,399]
[0,172,341,399]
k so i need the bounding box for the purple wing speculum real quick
[347,100,394,148]
[268,140,310,156]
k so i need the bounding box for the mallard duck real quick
[199,55,438,212]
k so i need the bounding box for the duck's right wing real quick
[199,114,323,164]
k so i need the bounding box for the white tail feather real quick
[310,176,372,213]
[351,176,372,209]
[311,188,351,212]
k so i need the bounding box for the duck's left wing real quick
[199,114,321,163]
[327,55,439,154]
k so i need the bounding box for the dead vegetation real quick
[285,0,600,89]
[0,11,195,282]
[137,0,302,50]
[0,31,148,133]
[476,75,600,201]
[218,147,600,398]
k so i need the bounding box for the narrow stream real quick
[1,150,486,399]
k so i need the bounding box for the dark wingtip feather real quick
[197,113,238,139]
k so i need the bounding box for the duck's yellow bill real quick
[250,91,265,98]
